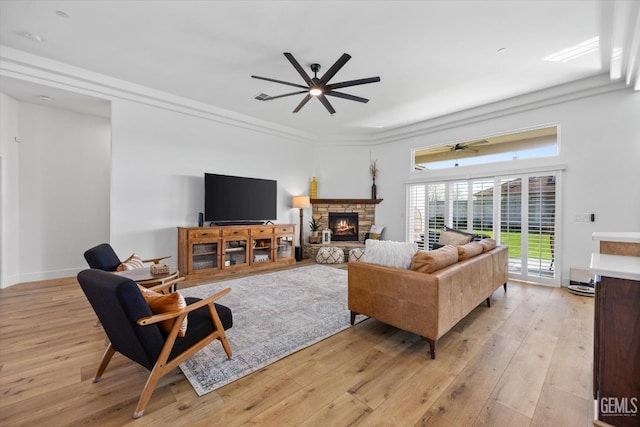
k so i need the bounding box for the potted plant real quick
[309,216,321,237]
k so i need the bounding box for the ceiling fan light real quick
[309,88,322,96]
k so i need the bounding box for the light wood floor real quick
[0,262,596,426]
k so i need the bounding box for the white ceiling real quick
[1,0,638,140]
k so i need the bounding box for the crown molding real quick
[2,45,636,148]
[0,46,315,144]
[368,74,631,145]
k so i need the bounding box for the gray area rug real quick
[179,264,350,396]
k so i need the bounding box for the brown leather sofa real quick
[348,245,508,359]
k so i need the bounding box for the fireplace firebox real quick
[328,212,359,241]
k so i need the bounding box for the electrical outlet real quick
[575,213,591,222]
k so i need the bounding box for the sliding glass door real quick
[407,172,560,286]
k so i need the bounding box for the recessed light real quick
[20,31,43,42]
[39,95,54,102]
[55,10,69,18]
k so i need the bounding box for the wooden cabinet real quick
[178,224,295,279]
[591,233,640,427]
[593,275,640,427]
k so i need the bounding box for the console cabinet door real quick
[251,235,274,264]
[275,225,295,262]
[222,234,249,269]
[190,239,220,273]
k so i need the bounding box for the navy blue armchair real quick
[83,243,170,271]
[77,269,232,418]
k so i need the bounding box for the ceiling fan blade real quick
[320,53,351,84]
[326,91,369,103]
[328,76,381,90]
[251,75,308,89]
[262,90,308,101]
[284,52,313,85]
[293,94,312,113]
[317,94,336,114]
[465,139,490,147]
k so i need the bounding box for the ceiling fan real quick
[450,140,489,153]
[251,52,380,114]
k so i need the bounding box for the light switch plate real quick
[575,213,591,222]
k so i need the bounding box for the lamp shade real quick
[292,195,311,209]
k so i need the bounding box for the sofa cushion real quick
[410,245,458,273]
[457,242,484,261]
[365,239,418,269]
[478,238,497,252]
[438,230,473,245]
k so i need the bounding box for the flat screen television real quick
[204,173,277,224]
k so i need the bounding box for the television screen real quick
[204,173,277,224]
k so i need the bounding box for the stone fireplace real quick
[329,212,359,241]
[302,198,382,260]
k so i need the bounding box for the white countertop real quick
[592,231,640,244]
[590,253,640,281]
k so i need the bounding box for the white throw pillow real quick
[364,239,418,269]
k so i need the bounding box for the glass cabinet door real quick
[275,235,293,260]
[223,238,247,267]
[191,241,218,271]
[252,237,273,263]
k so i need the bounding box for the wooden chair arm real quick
[146,276,185,294]
[181,287,231,312]
[137,288,231,326]
[141,255,171,264]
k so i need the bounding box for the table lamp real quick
[292,195,311,261]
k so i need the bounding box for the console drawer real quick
[189,229,220,239]
[275,225,294,234]
[252,227,274,236]
[222,228,249,237]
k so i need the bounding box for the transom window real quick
[413,125,558,170]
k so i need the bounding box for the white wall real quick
[0,93,20,287]
[109,100,314,264]
[315,89,640,285]
[310,144,378,199]
[15,102,111,283]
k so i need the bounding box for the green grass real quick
[429,228,554,261]
[485,231,554,261]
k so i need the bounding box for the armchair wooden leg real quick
[94,343,115,382]
[486,297,491,308]
[218,334,232,359]
[350,311,357,325]
[208,305,232,359]
[133,367,164,419]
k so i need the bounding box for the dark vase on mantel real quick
[371,180,377,199]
